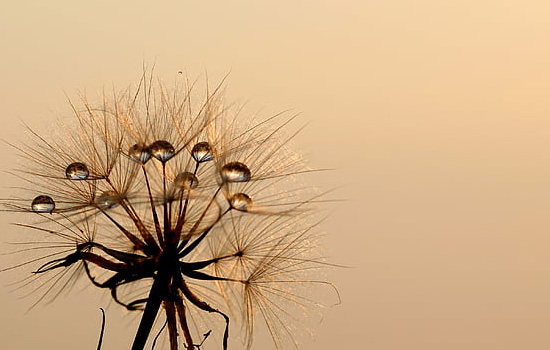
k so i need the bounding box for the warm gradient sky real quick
[2,1,550,349]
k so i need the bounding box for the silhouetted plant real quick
[3,70,336,349]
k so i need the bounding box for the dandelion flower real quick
[3,71,336,350]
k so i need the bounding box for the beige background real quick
[2,0,550,349]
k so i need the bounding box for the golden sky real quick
[2,1,550,349]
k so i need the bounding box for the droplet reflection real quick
[221,162,251,182]
[129,144,152,164]
[174,172,199,190]
[96,191,121,209]
[150,140,175,162]
[230,193,252,211]
[191,142,213,163]
[31,195,55,213]
[65,162,89,180]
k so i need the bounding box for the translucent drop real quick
[150,140,175,162]
[129,144,152,164]
[221,162,251,182]
[65,162,89,180]
[31,195,55,213]
[230,193,253,211]
[191,142,213,163]
[174,172,199,189]
[95,191,120,209]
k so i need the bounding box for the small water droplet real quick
[230,193,252,211]
[174,172,199,189]
[221,162,251,182]
[31,195,55,213]
[191,142,213,163]
[129,144,152,163]
[150,140,175,162]
[95,191,121,209]
[65,162,90,180]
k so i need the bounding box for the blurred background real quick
[2,1,550,349]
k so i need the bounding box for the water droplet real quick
[65,162,89,180]
[221,162,251,182]
[150,140,175,162]
[129,144,152,164]
[230,193,252,211]
[31,195,55,213]
[95,191,121,209]
[174,172,199,189]
[191,142,213,163]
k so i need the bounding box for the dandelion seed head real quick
[3,70,337,350]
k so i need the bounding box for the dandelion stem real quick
[131,276,163,350]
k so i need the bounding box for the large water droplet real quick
[230,193,253,211]
[221,162,251,182]
[174,172,199,189]
[191,142,213,163]
[31,195,55,213]
[150,140,175,162]
[65,162,89,180]
[95,191,121,209]
[129,144,152,164]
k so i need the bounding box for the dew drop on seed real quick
[150,140,175,162]
[191,142,213,163]
[221,162,251,182]
[31,195,55,213]
[230,193,253,211]
[65,162,89,180]
[174,172,199,189]
[95,191,120,209]
[129,144,152,164]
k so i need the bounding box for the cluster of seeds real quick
[31,144,252,215]
[6,75,332,350]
